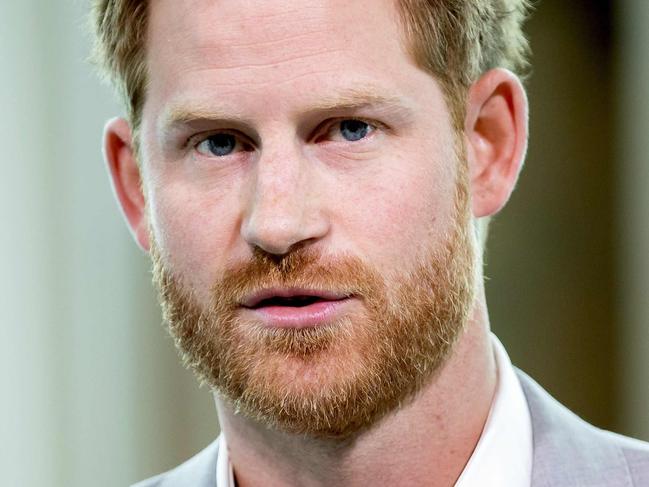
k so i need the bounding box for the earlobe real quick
[103,117,150,251]
[464,69,529,218]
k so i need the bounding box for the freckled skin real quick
[141,0,458,305]
[103,0,529,485]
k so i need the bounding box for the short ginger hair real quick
[91,0,531,135]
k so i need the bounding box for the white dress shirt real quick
[216,333,532,486]
[454,334,533,486]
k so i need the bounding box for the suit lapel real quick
[516,369,632,487]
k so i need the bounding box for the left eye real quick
[331,119,375,142]
[196,133,239,157]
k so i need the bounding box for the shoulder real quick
[516,369,649,486]
[602,430,649,485]
[131,438,220,487]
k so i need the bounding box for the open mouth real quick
[250,295,331,309]
[241,289,350,309]
[239,289,353,328]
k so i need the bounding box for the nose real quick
[240,149,330,256]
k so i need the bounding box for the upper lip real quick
[240,288,351,308]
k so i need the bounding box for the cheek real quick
[339,151,458,268]
[148,178,240,295]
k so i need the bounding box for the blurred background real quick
[1,0,647,485]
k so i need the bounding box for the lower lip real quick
[241,298,353,329]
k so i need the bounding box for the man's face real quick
[140,0,477,437]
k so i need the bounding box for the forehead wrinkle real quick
[183,47,349,73]
[152,2,341,71]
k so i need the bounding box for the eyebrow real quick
[305,89,412,113]
[159,88,414,137]
[160,105,248,134]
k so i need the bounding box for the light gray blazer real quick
[133,370,649,486]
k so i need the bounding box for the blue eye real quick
[339,120,371,142]
[197,133,237,157]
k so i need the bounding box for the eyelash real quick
[186,130,251,152]
[187,118,383,156]
[315,118,380,143]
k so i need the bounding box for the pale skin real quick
[104,1,528,485]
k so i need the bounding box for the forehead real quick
[145,0,431,111]
[150,0,404,52]
[148,0,405,74]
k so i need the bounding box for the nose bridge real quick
[241,143,327,255]
[257,147,303,209]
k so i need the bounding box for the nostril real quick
[241,204,330,257]
[242,223,299,256]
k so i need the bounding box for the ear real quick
[103,117,150,251]
[464,68,529,218]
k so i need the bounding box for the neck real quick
[215,291,496,487]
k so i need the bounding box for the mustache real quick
[210,246,383,305]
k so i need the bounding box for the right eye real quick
[195,133,241,157]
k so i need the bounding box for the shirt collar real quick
[455,333,533,487]
[216,433,234,487]
[216,333,532,487]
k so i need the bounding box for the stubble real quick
[151,155,476,439]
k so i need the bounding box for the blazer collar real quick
[516,369,632,487]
